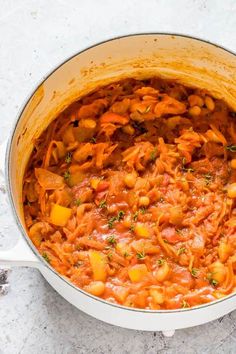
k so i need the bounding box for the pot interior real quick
[8,34,236,229]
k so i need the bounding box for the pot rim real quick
[6,32,236,314]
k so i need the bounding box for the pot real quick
[1,33,236,336]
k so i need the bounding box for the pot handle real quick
[0,237,41,268]
[0,139,41,268]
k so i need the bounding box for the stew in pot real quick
[23,78,236,309]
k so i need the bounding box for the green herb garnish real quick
[99,200,107,209]
[117,210,125,221]
[182,166,194,173]
[42,252,50,263]
[108,216,117,229]
[75,198,82,206]
[226,145,236,152]
[107,252,113,261]
[150,147,158,162]
[177,247,186,255]
[157,258,165,266]
[106,235,116,245]
[63,170,71,180]
[139,207,146,215]
[210,278,218,287]
[90,137,97,144]
[108,211,125,228]
[182,158,194,173]
[65,152,72,164]
[130,224,135,232]
[207,272,218,286]
[191,268,199,277]
[124,251,130,258]
[204,173,213,186]
[133,211,139,221]
[136,251,146,260]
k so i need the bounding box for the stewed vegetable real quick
[23,78,236,310]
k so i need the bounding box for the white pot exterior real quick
[39,265,236,332]
[1,34,236,333]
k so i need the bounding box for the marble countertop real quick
[0,1,236,353]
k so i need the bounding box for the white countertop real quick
[0,1,236,353]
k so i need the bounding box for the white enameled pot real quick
[1,34,236,336]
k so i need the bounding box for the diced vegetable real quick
[230,159,236,169]
[90,178,101,190]
[131,239,159,254]
[79,119,97,129]
[134,223,150,238]
[68,170,85,187]
[150,287,165,304]
[226,218,236,227]
[169,206,183,226]
[35,168,65,190]
[89,250,107,281]
[208,261,226,284]
[112,286,129,303]
[128,264,148,282]
[139,196,150,207]
[50,204,72,226]
[84,281,105,296]
[116,242,132,258]
[227,183,236,198]
[213,291,225,299]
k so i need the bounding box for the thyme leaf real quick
[65,152,72,164]
[63,170,71,180]
[99,200,107,209]
[75,198,82,206]
[226,145,236,152]
[42,252,50,263]
[106,235,116,245]
[136,251,146,260]
[191,268,199,277]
